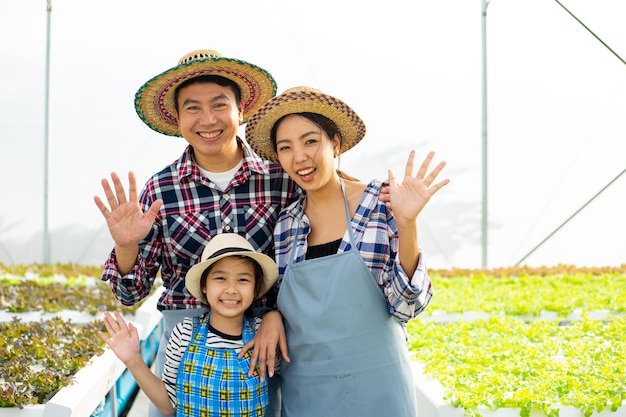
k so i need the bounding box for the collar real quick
[177,137,272,183]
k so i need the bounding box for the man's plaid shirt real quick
[101,139,299,311]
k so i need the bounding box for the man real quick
[94,49,297,417]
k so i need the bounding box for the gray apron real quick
[277,181,417,417]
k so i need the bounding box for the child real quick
[98,233,279,417]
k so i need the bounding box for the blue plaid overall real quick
[175,313,268,417]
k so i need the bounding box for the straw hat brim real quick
[135,56,277,137]
[185,235,278,305]
[244,87,366,162]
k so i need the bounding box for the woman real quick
[244,86,450,417]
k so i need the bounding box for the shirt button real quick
[222,194,230,200]
[225,225,231,231]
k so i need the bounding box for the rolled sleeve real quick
[101,249,158,306]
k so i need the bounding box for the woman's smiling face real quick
[274,114,340,191]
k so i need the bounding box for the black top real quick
[306,238,342,260]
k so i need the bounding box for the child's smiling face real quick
[202,256,257,330]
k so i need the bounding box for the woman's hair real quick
[174,75,242,112]
[200,255,264,315]
[270,112,359,181]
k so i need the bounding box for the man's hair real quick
[174,75,242,112]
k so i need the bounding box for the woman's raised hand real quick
[387,150,450,224]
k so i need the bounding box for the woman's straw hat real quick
[244,86,366,162]
[135,49,277,137]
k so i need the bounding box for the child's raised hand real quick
[98,311,141,365]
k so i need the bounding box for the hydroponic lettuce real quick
[408,315,626,417]
[0,316,105,408]
[0,276,143,315]
[0,263,161,408]
[3,263,624,414]
[0,262,162,314]
[425,272,626,317]
[0,262,103,279]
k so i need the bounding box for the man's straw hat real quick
[135,49,277,137]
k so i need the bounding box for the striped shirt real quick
[101,139,299,311]
[274,179,433,322]
[163,314,274,409]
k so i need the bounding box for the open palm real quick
[98,311,141,365]
[93,171,162,247]
[387,150,449,224]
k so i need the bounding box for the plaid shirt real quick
[274,179,432,322]
[101,139,299,311]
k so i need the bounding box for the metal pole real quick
[43,0,51,264]
[513,0,626,266]
[481,0,489,268]
[553,0,626,66]
[515,168,626,266]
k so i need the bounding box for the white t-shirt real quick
[198,160,243,191]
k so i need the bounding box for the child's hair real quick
[199,255,264,314]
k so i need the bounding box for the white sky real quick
[1,0,624,269]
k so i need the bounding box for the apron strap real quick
[340,179,357,247]
[288,178,357,264]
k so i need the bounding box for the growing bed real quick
[2,263,625,417]
[0,263,164,417]
[408,266,626,417]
